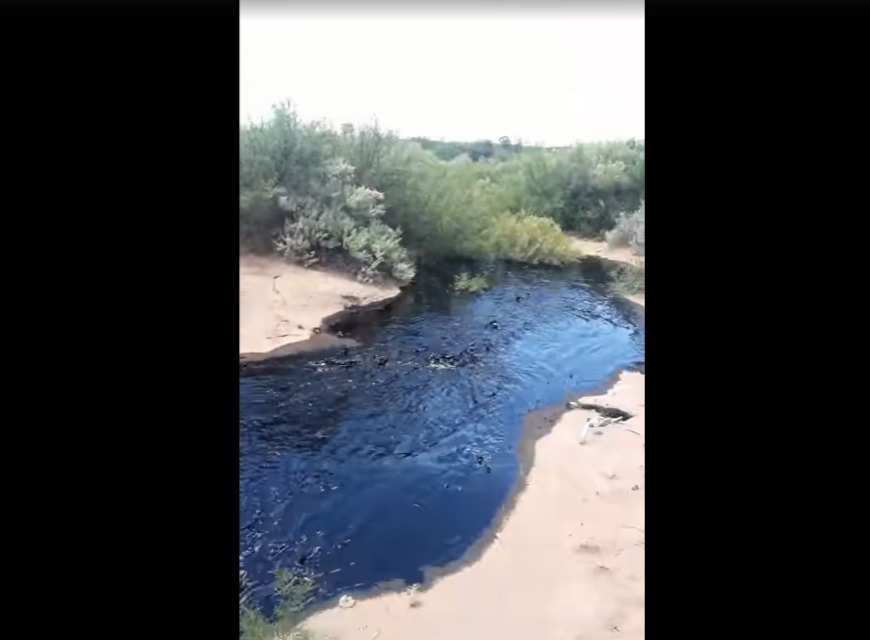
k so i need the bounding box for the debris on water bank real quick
[566,399,636,444]
[338,595,356,609]
[579,413,625,444]
[565,401,633,422]
[426,348,481,370]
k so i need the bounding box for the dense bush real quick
[605,200,645,255]
[240,103,645,278]
[274,159,416,283]
[480,211,580,264]
[489,143,644,237]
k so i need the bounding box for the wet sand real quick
[304,244,646,640]
[239,255,400,357]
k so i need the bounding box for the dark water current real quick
[239,260,644,614]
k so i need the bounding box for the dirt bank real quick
[571,236,639,266]
[239,255,400,357]
[306,299,646,640]
[574,237,644,307]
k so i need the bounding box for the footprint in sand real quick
[575,540,601,554]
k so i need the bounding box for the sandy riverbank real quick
[570,236,640,266]
[304,240,645,640]
[239,256,400,357]
[573,236,645,307]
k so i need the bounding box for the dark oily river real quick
[239,261,644,613]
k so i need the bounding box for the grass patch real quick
[240,568,318,640]
[453,271,490,294]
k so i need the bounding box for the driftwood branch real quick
[566,401,633,421]
[571,403,633,421]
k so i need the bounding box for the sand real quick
[573,237,645,307]
[239,255,400,357]
[302,240,646,640]
[570,236,641,267]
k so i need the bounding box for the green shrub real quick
[240,102,643,273]
[240,569,317,640]
[453,272,491,294]
[483,211,581,265]
[274,160,416,283]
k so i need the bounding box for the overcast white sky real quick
[240,6,644,146]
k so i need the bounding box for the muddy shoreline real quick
[300,311,644,627]
[419,368,639,586]
[299,367,642,625]
[239,254,401,363]
[239,293,403,367]
[306,244,645,640]
[305,367,646,639]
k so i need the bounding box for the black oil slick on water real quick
[239,262,644,612]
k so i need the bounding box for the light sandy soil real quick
[573,237,645,306]
[239,255,400,356]
[304,248,646,640]
[571,237,640,266]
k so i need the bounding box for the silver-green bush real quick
[275,160,416,283]
[605,200,644,256]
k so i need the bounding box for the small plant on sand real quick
[453,271,490,294]
[240,568,318,640]
[405,583,423,608]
